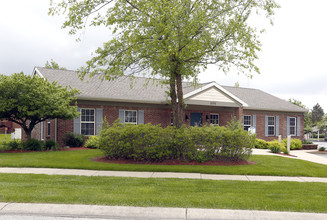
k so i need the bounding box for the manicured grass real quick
[0,149,327,177]
[0,173,326,213]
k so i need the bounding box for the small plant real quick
[3,139,21,151]
[63,132,85,147]
[21,139,44,151]
[302,139,313,144]
[44,140,59,151]
[318,147,326,151]
[269,141,285,154]
[85,136,99,149]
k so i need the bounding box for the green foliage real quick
[281,138,302,150]
[85,136,99,149]
[3,139,21,151]
[312,133,325,138]
[45,59,67,70]
[63,132,85,147]
[268,141,285,154]
[21,139,44,151]
[255,139,269,149]
[302,139,313,144]
[312,103,324,124]
[44,139,59,151]
[0,72,79,140]
[98,122,254,162]
[50,0,279,126]
[318,147,326,151]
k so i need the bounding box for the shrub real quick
[302,139,313,144]
[44,140,59,151]
[21,139,44,151]
[312,133,325,138]
[255,139,269,149]
[282,138,302,150]
[85,136,99,149]
[268,141,285,153]
[63,132,85,147]
[318,147,326,151]
[3,139,21,151]
[98,120,254,162]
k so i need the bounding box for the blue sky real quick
[1,0,327,112]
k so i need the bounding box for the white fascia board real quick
[183,82,248,107]
[244,106,307,113]
[32,67,45,78]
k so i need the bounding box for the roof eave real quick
[77,96,167,105]
[244,106,308,113]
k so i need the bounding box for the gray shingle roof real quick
[35,67,306,113]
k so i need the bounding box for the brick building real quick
[31,67,307,145]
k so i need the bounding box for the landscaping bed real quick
[302,144,318,150]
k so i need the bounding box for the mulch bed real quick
[274,152,297,157]
[0,147,90,153]
[93,157,256,166]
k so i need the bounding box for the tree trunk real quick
[25,129,32,141]
[175,73,184,128]
[169,75,178,126]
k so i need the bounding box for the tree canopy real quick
[50,0,279,127]
[0,73,79,140]
[45,59,67,70]
[312,103,324,124]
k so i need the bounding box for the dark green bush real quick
[98,120,254,162]
[282,138,302,150]
[21,139,44,151]
[318,147,326,151]
[44,139,59,150]
[63,132,85,147]
[302,139,313,144]
[312,133,325,138]
[3,139,21,150]
[255,138,269,149]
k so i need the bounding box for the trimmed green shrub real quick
[268,141,285,153]
[282,138,302,150]
[21,139,44,151]
[98,120,254,162]
[3,139,21,150]
[44,140,59,151]
[63,132,85,147]
[302,139,313,144]
[85,136,99,149]
[318,147,326,151]
[255,139,269,149]
[312,133,325,138]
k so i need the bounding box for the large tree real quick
[50,0,279,127]
[0,73,79,140]
[311,103,324,124]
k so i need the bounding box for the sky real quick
[0,0,326,112]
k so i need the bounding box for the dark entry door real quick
[190,113,202,127]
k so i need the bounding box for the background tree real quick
[50,0,279,127]
[0,73,79,140]
[45,59,67,70]
[311,103,324,124]
[289,98,312,133]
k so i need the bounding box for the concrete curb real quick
[0,203,327,220]
[1,167,327,183]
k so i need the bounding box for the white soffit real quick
[184,82,248,107]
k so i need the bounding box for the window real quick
[289,117,296,136]
[47,120,51,136]
[210,114,219,126]
[268,116,275,136]
[81,108,95,135]
[40,121,44,140]
[170,112,173,126]
[124,110,137,124]
[243,115,251,131]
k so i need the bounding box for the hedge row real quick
[254,138,303,154]
[98,120,255,162]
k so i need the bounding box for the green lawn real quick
[0,149,327,177]
[0,173,326,213]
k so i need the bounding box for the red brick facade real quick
[30,101,304,146]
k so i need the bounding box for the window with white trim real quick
[243,115,251,131]
[124,110,137,124]
[40,121,44,140]
[289,117,296,136]
[47,120,51,136]
[81,108,95,135]
[268,116,275,136]
[210,114,219,126]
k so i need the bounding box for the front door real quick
[190,113,202,127]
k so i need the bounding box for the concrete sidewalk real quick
[1,167,327,183]
[0,203,326,220]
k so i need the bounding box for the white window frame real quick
[268,116,275,136]
[210,114,219,126]
[124,110,137,125]
[40,121,44,140]
[80,108,95,136]
[289,117,296,136]
[243,115,251,131]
